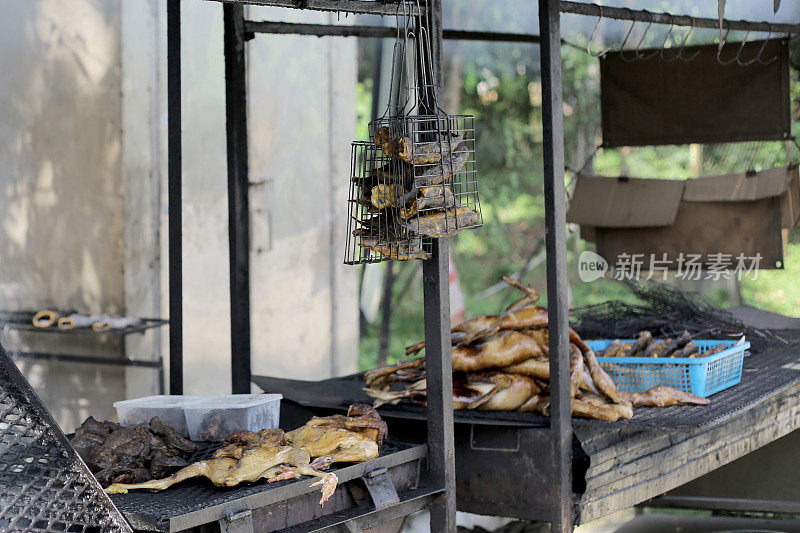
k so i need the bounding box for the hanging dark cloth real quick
[600,39,790,147]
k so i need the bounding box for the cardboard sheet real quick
[684,165,800,228]
[567,175,684,228]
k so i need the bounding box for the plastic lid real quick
[182,394,283,410]
[114,395,204,408]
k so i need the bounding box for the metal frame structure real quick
[539,3,572,529]
[166,0,459,529]
[0,317,168,393]
[164,1,800,532]
[539,4,800,531]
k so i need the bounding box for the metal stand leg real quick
[167,0,183,395]
[424,239,456,532]
[417,0,456,527]
[223,4,252,394]
[539,0,573,531]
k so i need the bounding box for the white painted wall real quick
[176,0,234,395]
[247,6,359,382]
[121,0,164,400]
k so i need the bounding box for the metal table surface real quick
[254,339,800,432]
[254,339,800,524]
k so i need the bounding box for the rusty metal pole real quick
[224,4,252,394]
[167,0,183,395]
[421,0,456,530]
[539,0,573,531]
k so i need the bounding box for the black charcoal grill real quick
[0,344,131,533]
[0,340,431,532]
[111,442,428,532]
[254,336,800,524]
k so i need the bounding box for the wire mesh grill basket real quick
[343,2,482,264]
[0,344,131,533]
[345,115,481,264]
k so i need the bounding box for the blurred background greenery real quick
[355,2,800,371]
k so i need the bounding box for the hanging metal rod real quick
[560,1,800,35]
[209,0,422,17]
[10,351,163,369]
[244,20,541,43]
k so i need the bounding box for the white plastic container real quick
[114,395,203,437]
[183,394,283,441]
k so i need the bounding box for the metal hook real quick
[659,16,680,61]
[717,28,738,65]
[587,7,612,58]
[632,12,654,60]
[618,9,639,62]
[677,17,701,61]
[736,29,757,66]
[756,23,779,65]
[633,22,654,59]
[638,13,670,61]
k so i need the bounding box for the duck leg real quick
[105,458,238,494]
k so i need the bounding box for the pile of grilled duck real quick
[363,277,709,421]
[353,126,480,260]
[105,405,388,505]
[598,330,730,359]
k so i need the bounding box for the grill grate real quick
[378,339,800,430]
[0,344,131,533]
[111,442,411,531]
[255,338,800,432]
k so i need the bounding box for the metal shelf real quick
[4,317,168,336]
[10,350,163,369]
[2,316,166,372]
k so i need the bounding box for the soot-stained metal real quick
[0,344,132,532]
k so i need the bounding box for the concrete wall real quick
[0,0,125,430]
[178,3,359,395]
[119,0,165,402]
[247,6,359,382]
[0,0,359,426]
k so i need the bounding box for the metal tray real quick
[111,442,426,532]
[254,339,800,431]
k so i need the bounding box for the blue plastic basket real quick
[589,339,749,398]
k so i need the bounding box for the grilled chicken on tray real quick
[363,276,713,421]
[106,405,385,505]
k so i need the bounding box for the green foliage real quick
[357,40,800,370]
[356,79,373,141]
[741,243,800,318]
